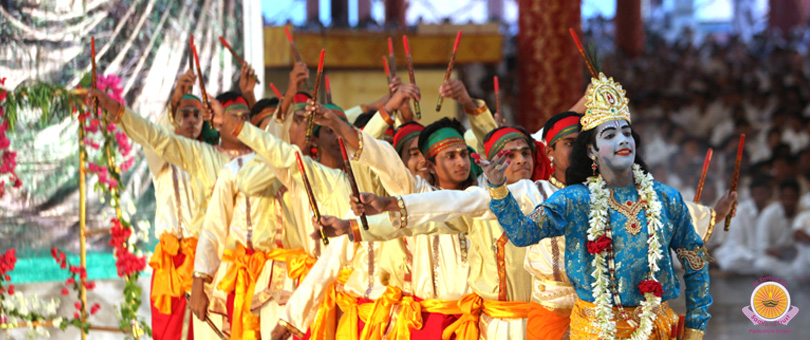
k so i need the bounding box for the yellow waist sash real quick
[310,268,354,340]
[217,245,313,340]
[442,293,532,340]
[388,296,462,340]
[148,234,197,314]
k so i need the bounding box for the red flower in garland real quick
[109,218,146,277]
[586,235,612,254]
[0,248,17,274]
[638,280,664,297]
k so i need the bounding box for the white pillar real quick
[243,0,265,99]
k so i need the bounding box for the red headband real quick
[294,93,311,104]
[545,116,580,145]
[393,123,424,153]
[484,127,529,160]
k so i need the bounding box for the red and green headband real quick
[484,127,529,160]
[222,96,249,113]
[394,124,424,154]
[420,127,466,159]
[545,116,580,146]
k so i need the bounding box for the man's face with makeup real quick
[590,119,635,173]
[502,139,534,184]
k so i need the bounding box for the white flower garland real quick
[586,164,664,340]
[1,291,63,339]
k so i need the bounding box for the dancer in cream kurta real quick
[85,88,256,340]
[223,103,412,339]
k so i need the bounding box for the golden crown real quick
[580,73,631,131]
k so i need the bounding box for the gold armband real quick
[279,319,305,338]
[396,196,408,228]
[351,126,364,161]
[192,271,213,283]
[488,183,509,200]
[683,328,704,340]
[463,102,488,116]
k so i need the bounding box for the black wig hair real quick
[565,123,649,185]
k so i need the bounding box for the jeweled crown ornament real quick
[581,72,631,131]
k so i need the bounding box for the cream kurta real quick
[195,153,297,340]
[350,126,472,302]
[234,121,408,334]
[144,110,198,239]
[118,108,232,235]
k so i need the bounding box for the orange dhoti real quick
[569,299,677,340]
[527,303,570,340]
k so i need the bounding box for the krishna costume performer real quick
[487,73,710,340]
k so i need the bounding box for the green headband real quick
[224,103,250,113]
[180,94,202,103]
[421,127,466,159]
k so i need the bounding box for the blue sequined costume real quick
[490,181,712,331]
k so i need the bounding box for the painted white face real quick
[590,119,635,173]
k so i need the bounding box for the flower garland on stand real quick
[0,77,22,199]
[585,164,665,340]
[0,248,65,339]
[80,73,150,338]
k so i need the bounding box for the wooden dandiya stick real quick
[190,36,213,125]
[677,315,685,340]
[387,37,397,78]
[270,82,282,99]
[436,30,462,112]
[693,148,713,203]
[569,28,598,78]
[284,26,312,91]
[725,134,745,231]
[296,151,329,245]
[494,76,501,119]
[402,35,421,119]
[382,56,393,95]
[219,36,261,84]
[188,36,195,71]
[338,138,369,230]
[325,75,333,104]
[184,295,228,339]
[304,49,325,142]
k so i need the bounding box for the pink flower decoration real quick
[120,158,135,172]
